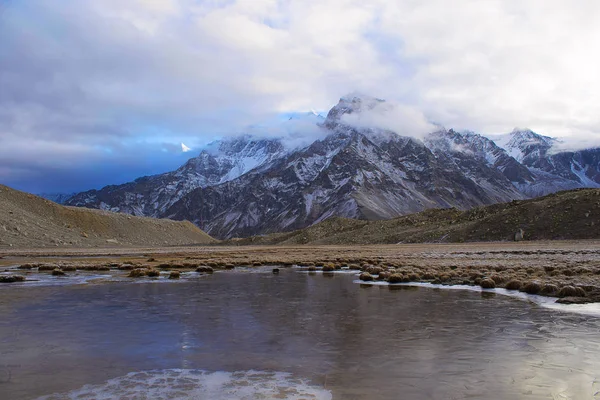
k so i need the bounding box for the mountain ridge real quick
[65,94,600,239]
[226,188,600,245]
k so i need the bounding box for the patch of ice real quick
[36,369,332,400]
[0,271,115,287]
[355,281,600,317]
[295,267,359,275]
[0,270,212,288]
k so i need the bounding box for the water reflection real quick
[0,270,599,399]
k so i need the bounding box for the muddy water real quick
[1,270,599,399]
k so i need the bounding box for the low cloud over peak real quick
[328,94,437,138]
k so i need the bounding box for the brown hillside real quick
[0,185,216,248]
[228,189,600,245]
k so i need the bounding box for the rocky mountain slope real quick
[0,185,216,248]
[67,135,290,218]
[164,127,529,238]
[492,129,600,196]
[66,94,600,239]
[228,188,600,245]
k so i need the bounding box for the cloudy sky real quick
[1,0,600,193]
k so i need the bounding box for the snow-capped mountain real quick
[164,127,529,238]
[491,128,600,196]
[66,94,600,239]
[492,128,556,163]
[425,130,536,186]
[66,112,324,217]
[67,136,289,217]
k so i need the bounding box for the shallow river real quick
[1,269,599,399]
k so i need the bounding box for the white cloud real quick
[372,0,600,141]
[2,0,600,191]
[223,112,328,151]
[339,96,437,138]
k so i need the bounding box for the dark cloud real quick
[1,142,194,193]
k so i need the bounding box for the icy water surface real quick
[1,269,599,399]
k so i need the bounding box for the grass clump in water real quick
[505,280,522,290]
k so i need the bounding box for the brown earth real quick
[0,185,216,248]
[227,188,600,245]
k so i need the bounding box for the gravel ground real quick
[0,184,215,248]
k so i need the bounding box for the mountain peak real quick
[337,93,386,113]
[489,128,556,163]
[325,93,386,128]
[340,92,385,103]
[64,94,600,240]
[508,128,555,145]
[511,127,535,134]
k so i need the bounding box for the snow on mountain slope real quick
[491,128,556,163]
[165,108,528,238]
[66,94,600,239]
[66,112,328,217]
[425,129,535,186]
[66,136,290,217]
[491,128,600,195]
